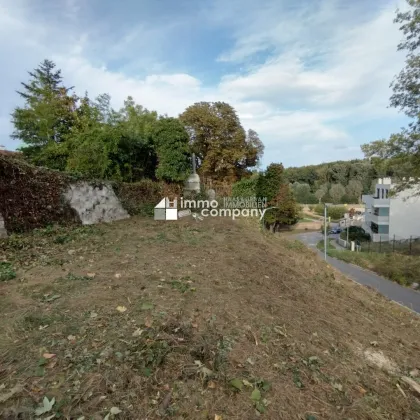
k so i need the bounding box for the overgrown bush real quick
[314,204,346,220]
[0,156,79,233]
[0,262,16,281]
[114,180,182,217]
[340,226,371,242]
[232,176,258,197]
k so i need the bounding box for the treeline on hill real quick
[282,160,379,204]
[11,59,264,185]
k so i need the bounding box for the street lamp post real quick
[324,204,327,261]
[324,203,332,261]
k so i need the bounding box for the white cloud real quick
[0,0,411,166]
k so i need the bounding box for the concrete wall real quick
[389,188,420,239]
[64,182,130,225]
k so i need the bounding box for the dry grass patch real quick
[0,217,419,419]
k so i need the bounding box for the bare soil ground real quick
[0,216,419,419]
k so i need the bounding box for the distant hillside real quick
[283,159,381,203]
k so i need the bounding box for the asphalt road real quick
[295,231,420,314]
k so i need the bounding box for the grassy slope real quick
[0,217,419,419]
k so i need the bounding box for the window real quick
[376,188,380,198]
[378,225,389,234]
[381,189,384,199]
[373,208,379,216]
[385,189,389,198]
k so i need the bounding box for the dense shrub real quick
[231,176,258,197]
[0,262,16,281]
[114,180,182,217]
[314,204,346,220]
[340,226,371,242]
[0,156,79,233]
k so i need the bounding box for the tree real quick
[315,183,328,203]
[329,183,345,204]
[180,102,263,182]
[232,176,258,197]
[346,180,363,202]
[256,163,299,231]
[390,0,420,120]
[245,129,264,167]
[152,117,191,182]
[12,59,77,167]
[361,0,420,193]
[263,184,299,232]
[256,163,285,203]
[65,96,121,179]
[291,182,317,204]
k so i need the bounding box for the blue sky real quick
[0,0,411,167]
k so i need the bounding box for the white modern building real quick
[362,177,420,242]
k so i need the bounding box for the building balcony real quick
[370,214,389,225]
[362,195,390,207]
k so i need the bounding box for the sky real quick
[0,0,412,167]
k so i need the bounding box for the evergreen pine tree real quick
[11,59,77,166]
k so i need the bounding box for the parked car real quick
[329,228,342,234]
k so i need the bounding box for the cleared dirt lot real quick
[0,216,419,419]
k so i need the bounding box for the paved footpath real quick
[295,232,420,314]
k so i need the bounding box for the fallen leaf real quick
[332,382,343,392]
[191,322,198,328]
[229,378,243,391]
[144,317,153,328]
[47,359,57,369]
[67,335,76,342]
[215,415,222,420]
[90,312,98,318]
[242,379,253,388]
[42,353,56,359]
[140,302,154,311]
[132,328,143,337]
[110,407,122,414]
[34,396,55,416]
[115,273,121,279]
[357,386,367,395]
[116,306,127,313]
[251,388,261,401]
[208,381,217,389]
[86,273,96,278]
[246,357,254,365]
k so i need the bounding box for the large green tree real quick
[12,59,77,168]
[256,163,299,231]
[152,117,191,182]
[362,0,420,190]
[179,102,263,182]
[329,183,346,204]
[346,179,363,202]
[291,182,317,204]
